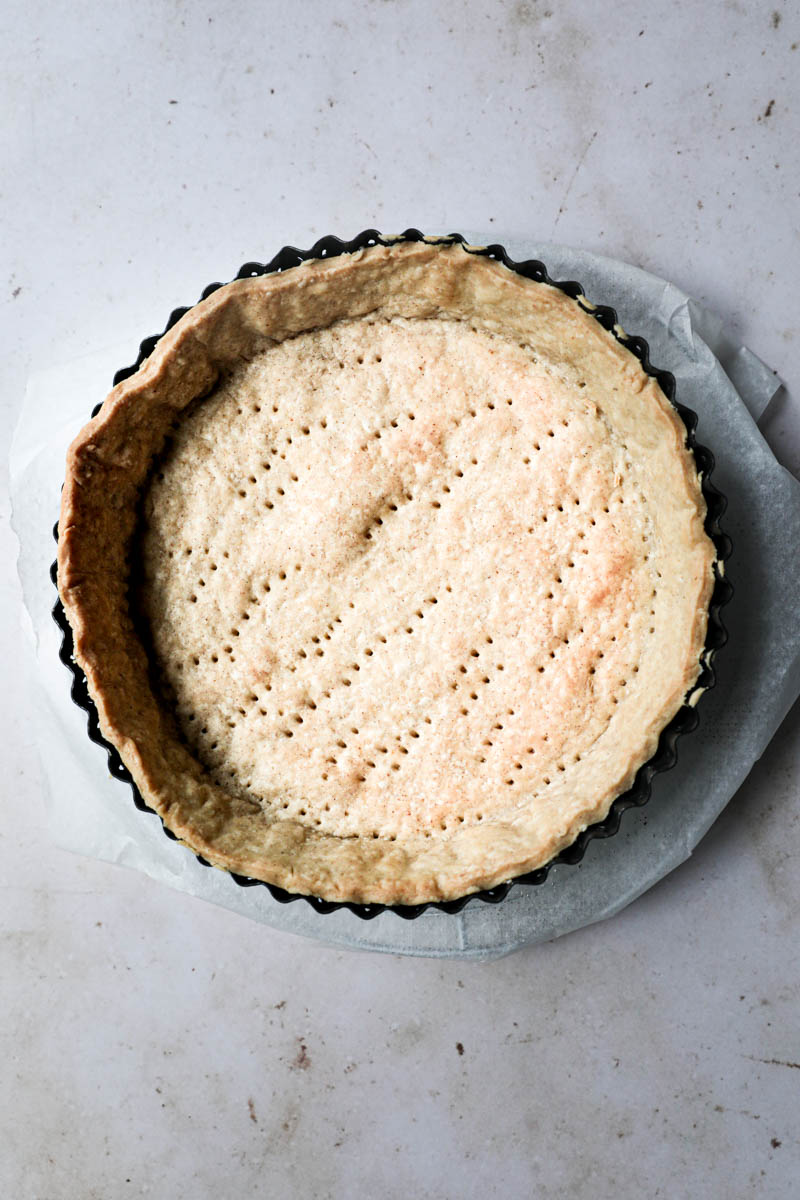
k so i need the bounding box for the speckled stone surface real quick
[3,2,799,1196]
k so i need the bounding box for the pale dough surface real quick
[58,242,716,903]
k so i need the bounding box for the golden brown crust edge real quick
[57,241,717,905]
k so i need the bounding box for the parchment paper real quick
[10,238,800,960]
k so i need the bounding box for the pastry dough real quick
[58,241,716,904]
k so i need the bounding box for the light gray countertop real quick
[2,2,799,1196]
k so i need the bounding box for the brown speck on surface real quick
[456,1042,464,1056]
[248,1097,257,1124]
[748,1056,800,1069]
[12,286,21,298]
[771,1137,782,1148]
[168,99,178,105]
[274,999,286,1010]
[291,1038,311,1070]
[772,10,781,27]
[764,99,775,119]
[697,199,704,210]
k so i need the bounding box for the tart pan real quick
[51,229,733,920]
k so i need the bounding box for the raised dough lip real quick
[53,229,732,916]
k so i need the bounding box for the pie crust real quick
[57,240,717,905]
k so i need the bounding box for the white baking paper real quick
[10,238,800,960]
